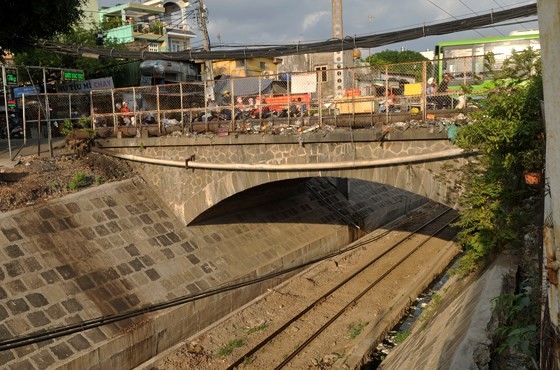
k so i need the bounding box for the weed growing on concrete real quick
[217,338,245,357]
[348,321,369,339]
[395,330,411,344]
[67,172,89,190]
[419,293,444,330]
[247,322,269,335]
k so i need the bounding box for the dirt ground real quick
[0,150,135,212]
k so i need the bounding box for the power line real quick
[490,0,531,30]
[492,0,505,8]
[424,0,487,38]
[456,0,505,36]
[476,17,537,30]
[34,3,537,62]
[0,222,390,351]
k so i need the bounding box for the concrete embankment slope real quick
[379,254,518,369]
[0,176,426,369]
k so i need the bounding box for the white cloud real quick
[97,0,539,53]
[302,11,329,32]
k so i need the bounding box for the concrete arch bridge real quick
[94,126,472,226]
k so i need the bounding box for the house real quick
[82,0,100,30]
[210,57,279,79]
[275,50,356,98]
[98,1,196,52]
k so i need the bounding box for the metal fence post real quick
[385,64,389,125]
[422,61,427,122]
[1,65,11,159]
[90,91,95,129]
[68,93,72,124]
[318,71,323,127]
[231,79,235,132]
[132,86,137,129]
[157,84,161,134]
[258,76,262,125]
[111,89,116,133]
[287,74,291,126]
[22,94,27,145]
[351,67,356,129]
[43,68,52,157]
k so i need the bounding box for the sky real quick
[96,0,539,56]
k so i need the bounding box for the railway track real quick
[223,204,459,369]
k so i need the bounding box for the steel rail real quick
[226,206,456,369]
[275,213,459,369]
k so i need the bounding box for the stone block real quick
[50,342,74,361]
[31,349,56,369]
[25,293,49,308]
[27,311,51,327]
[6,298,30,314]
[45,304,66,321]
[68,334,91,351]
[4,244,24,258]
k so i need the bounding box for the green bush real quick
[492,290,538,356]
[60,117,94,137]
[453,48,544,273]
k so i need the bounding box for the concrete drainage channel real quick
[362,268,454,369]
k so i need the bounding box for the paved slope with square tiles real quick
[0,176,426,369]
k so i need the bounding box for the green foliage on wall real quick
[453,48,544,274]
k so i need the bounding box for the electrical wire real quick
[456,0,505,36]
[33,3,537,62]
[425,0,487,38]
[475,17,537,30]
[490,0,532,30]
[0,208,412,351]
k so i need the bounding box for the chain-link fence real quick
[15,93,90,139]
[90,55,493,138]
[3,55,482,139]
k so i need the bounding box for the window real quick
[315,65,328,82]
[148,43,159,52]
[170,40,181,52]
[259,61,266,69]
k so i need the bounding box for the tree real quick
[365,49,427,65]
[13,25,129,84]
[0,0,86,55]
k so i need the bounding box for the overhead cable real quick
[34,3,537,61]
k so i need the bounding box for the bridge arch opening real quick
[188,177,430,235]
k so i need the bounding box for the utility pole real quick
[197,0,215,99]
[331,0,345,98]
[332,0,343,39]
[331,0,349,198]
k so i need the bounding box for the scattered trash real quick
[302,124,320,133]
[393,121,410,131]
